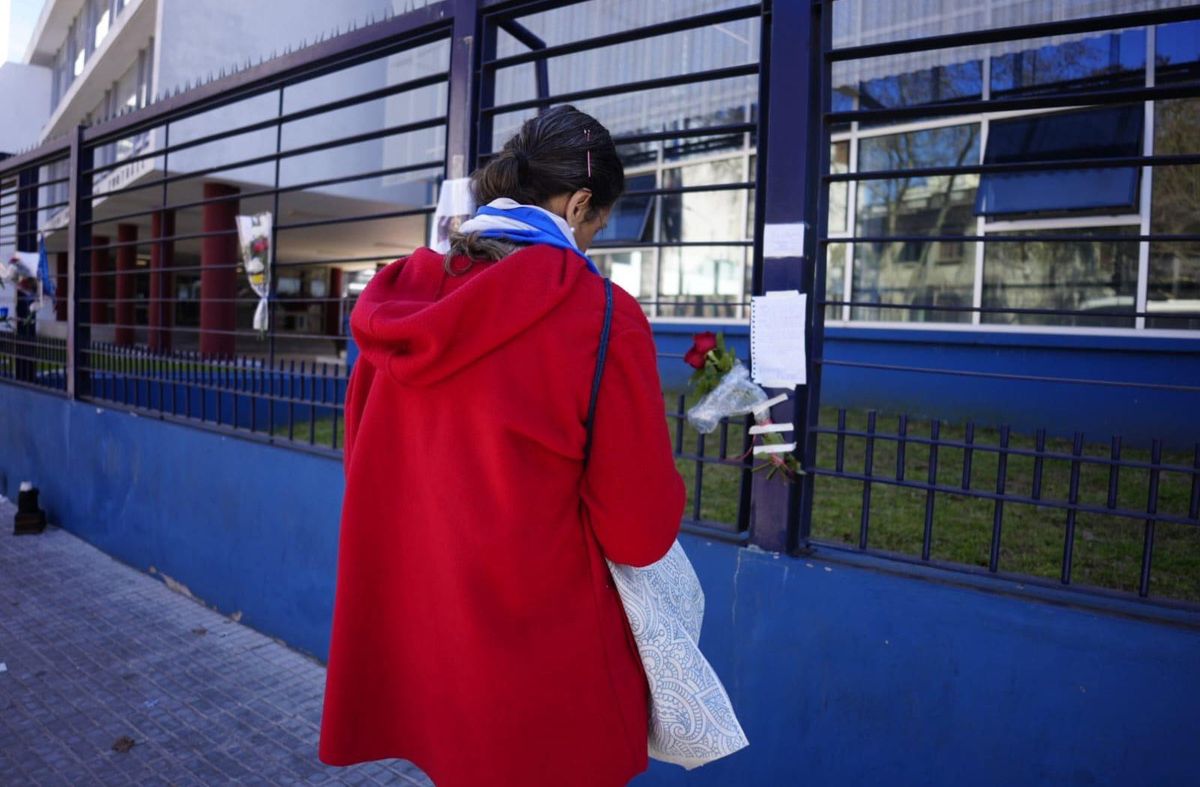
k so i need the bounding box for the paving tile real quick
[0,500,431,786]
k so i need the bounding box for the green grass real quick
[666,392,1200,603]
[807,409,1200,602]
[271,412,343,450]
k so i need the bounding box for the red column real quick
[201,183,239,356]
[114,223,137,346]
[149,210,175,352]
[55,252,68,321]
[90,236,109,326]
[325,267,343,336]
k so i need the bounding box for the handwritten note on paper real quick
[762,222,807,258]
[751,291,807,388]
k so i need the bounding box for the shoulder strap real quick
[582,278,614,468]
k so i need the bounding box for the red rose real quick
[251,237,269,256]
[684,331,717,369]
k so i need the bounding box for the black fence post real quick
[748,0,830,553]
[14,166,38,384]
[446,0,483,180]
[67,125,93,400]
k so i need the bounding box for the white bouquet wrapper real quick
[686,361,769,434]
[235,213,272,332]
[607,541,749,770]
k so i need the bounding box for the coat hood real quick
[350,245,590,385]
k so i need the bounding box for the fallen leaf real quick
[191,627,207,636]
[112,736,136,753]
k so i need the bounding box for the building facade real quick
[4,0,442,358]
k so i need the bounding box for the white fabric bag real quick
[607,541,749,769]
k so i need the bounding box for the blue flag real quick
[37,235,55,298]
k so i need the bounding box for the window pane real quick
[595,173,655,245]
[1149,97,1200,329]
[94,8,110,49]
[853,125,979,323]
[594,250,655,306]
[858,59,982,111]
[1156,20,1200,85]
[990,29,1145,98]
[831,43,982,122]
[1147,246,1200,330]
[852,241,975,323]
[658,246,748,318]
[825,243,847,321]
[660,158,746,243]
[829,141,849,235]
[489,75,755,153]
[833,0,1174,46]
[982,229,1138,328]
[976,106,1143,217]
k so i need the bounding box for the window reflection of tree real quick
[1149,98,1200,330]
[855,124,979,323]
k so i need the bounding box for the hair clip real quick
[585,129,592,179]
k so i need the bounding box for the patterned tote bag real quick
[584,279,749,769]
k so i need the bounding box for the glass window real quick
[982,229,1138,328]
[660,157,746,244]
[658,246,748,317]
[1156,20,1200,85]
[990,29,1146,98]
[825,243,847,321]
[975,106,1143,217]
[858,59,983,112]
[853,240,976,323]
[94,5,111,49]
[594,173,655,245]
[594,251,653,302]
[852,124,979,322]
[1149,98,1200,330]
[829,141,849,234]
[72,13,88,75]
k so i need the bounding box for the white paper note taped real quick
[753,443,797,455]
[751,291,807,388]
[762,222,807,258]
[750,392,789,415]
[749,423,793,435]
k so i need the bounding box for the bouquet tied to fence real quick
[683,331,800,480]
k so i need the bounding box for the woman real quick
[319,106,686,786]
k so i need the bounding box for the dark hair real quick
[446,106,624,269]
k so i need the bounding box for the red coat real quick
[319,245,685,786]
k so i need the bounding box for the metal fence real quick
[800,1,1200,605]
[1,5,456,455]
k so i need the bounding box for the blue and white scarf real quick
[456,198,599,275]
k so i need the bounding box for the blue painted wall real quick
[652,323,1200,447]
[2,385,1198,786]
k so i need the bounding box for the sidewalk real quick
[0,499,431,786]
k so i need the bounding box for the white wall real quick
[0,60,51,153]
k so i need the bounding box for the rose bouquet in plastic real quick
[683,331,800,480]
